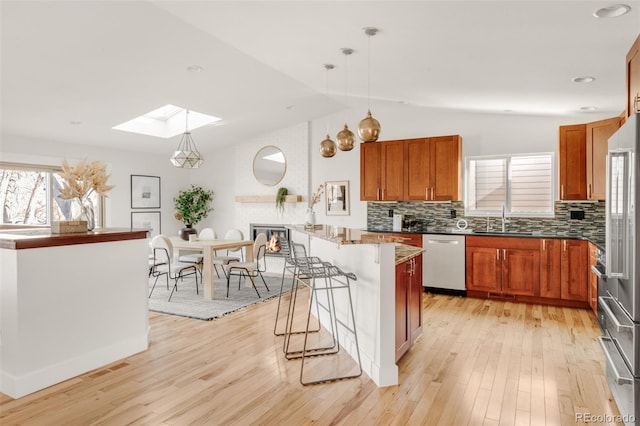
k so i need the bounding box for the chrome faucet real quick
[501,203,508,232]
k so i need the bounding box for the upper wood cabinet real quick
[559,124,587,200]
[559,117,620,201]
[586,117,621,200]
[626,33,640,118]
[360,141,404,201]
[405,135,462,201]
[361,135,462,202]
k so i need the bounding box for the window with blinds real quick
[466,153,554,216]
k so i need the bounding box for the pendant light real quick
[170,110,204,168]
[358,27,381,143]
[336,48,355,151]
[320,64,337,158]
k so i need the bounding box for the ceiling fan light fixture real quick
[358,27,381,143]
[170,110,204,168]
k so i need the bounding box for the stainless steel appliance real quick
[599,114,639,426]
[422,234,466,295]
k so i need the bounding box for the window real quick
[0,163,102,226]
[465,153,554,217]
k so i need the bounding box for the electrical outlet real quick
[570,210,585,220]
[388,209,394,217]
[450,209,456,219]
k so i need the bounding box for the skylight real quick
[113,104,221,138]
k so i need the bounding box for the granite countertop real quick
[286,224,423,264]
[366,227,605,250]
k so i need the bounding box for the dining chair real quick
[224,232,269,298]
[213,228,244,277]
[178,228,216,277]
[150,235,200,301]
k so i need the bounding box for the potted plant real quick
[174,185,214,240]
[275,187,288,213]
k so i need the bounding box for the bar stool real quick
[282,243,363,385]
[274,240,324,337]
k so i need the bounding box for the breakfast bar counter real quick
[288,224,423,387]
[0,228,150,399]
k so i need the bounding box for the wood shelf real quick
[234,195,303,203]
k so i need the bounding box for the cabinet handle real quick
[431,187,435,200]
[563,240,567,251]
[425,188,429,200]
[542,239,546,251]
[497,249,500,260]
[588,184,592,198]
[377,188,381,201]
[561,184,565,199]
[503,249,506,259]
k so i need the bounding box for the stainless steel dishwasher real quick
[422,234,466,295]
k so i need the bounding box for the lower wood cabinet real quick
[467,236,589,308]
[395,254,423,362]
[466,236,540,298]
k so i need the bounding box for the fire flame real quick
[266,234,281,252]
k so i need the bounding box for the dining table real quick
[169,236,254,300]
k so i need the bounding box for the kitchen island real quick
[288,225,423,387]
[0,228,149,398]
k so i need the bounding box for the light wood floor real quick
[0,291,622,425]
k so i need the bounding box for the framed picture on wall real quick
[131,175,160,209]
[131,211,161,238]
[326,180,350,216]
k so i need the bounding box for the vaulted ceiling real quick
[2,1,639,155]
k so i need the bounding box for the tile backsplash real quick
[367,201,605,242]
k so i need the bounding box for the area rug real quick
[148,273,291,321]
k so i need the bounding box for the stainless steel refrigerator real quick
[599,113,639,426]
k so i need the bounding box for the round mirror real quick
[253,145,287,186]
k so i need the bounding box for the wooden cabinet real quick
[467,236,590,308]
[626,34,640,118]
[559,124,587,200]
[466,236,540,297]
[588,242,598,314]
[405,135,461,201]
[540,238,561,298]
[360,141,404,201]
[361,135,461,202]
[559,117,620,200]
[395,254,422,362]
[539,238,589,303]
[586,117,621,200]
[561,239,588,302]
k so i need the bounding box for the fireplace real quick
[249,224,290,257]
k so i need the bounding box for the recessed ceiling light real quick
[580,106,598,111]
[593,4,631,18]
[572,76,595,83]
[186,65,204,72]
[69,121,82,125]
[285,105,296,110]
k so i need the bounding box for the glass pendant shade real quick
[337,123,355,151]
[358,110,381,142]
[170,131,204,168]
[320,134,337,158]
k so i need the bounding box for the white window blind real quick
[466,153,553,217]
